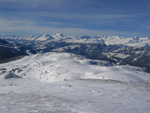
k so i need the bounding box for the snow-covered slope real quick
[0,52,150,83]
[1,34,150,72]
[0,52,150,113]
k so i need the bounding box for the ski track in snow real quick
[0,52,150,113]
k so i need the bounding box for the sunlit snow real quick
[0,52,150,113]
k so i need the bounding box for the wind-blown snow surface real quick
[0,52,150,113]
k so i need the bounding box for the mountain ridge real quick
[1,33,150,71]
[1,33,150,47]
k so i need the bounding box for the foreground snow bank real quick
[0,80,150,113]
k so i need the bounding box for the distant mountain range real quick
[0,33,150,71]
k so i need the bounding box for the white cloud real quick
[0,17,136,37]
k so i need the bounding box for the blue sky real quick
[0,0,150,37]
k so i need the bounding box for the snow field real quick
[0,52,150,113]
[0,80,150,113]
[1,52,150,83]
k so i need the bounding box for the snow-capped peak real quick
[52,33,66,39]
[37,34,54,41]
